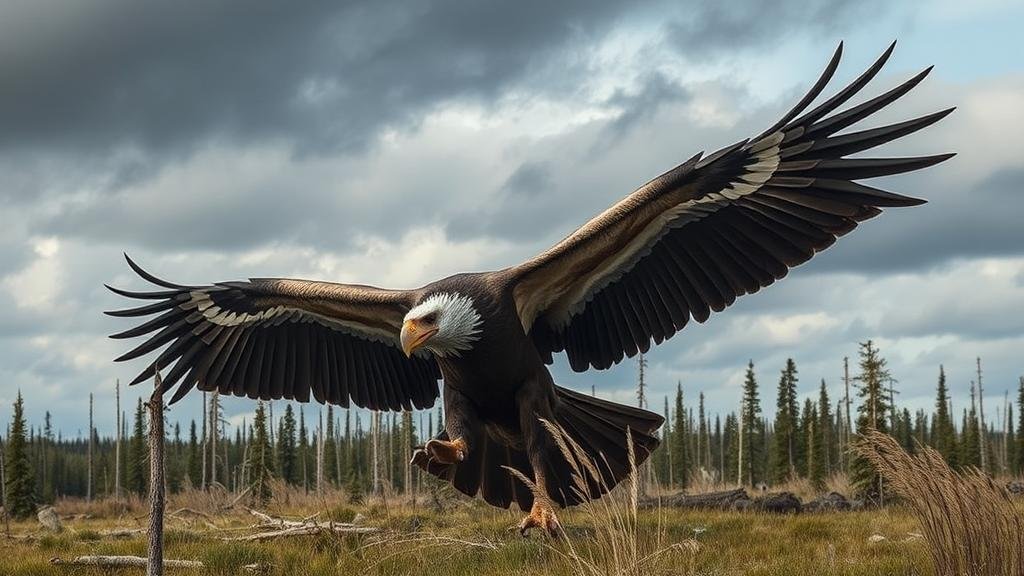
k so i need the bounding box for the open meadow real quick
[1,487,935,576]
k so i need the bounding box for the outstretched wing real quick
[504,42,954,371]
[106,255,440,409]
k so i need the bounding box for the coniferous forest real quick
[2,340,1021,520]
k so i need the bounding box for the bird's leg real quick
[517,469,563,538]
[423,437,467,464]
[410,437,466,466]
[410,386,477,468]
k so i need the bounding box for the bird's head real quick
[400,292,482,358]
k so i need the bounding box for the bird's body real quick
[107,42,953,536]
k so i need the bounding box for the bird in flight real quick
[107,42,952,536]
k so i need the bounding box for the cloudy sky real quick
[1,0,1022,437]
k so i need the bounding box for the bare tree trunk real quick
[87,393,94,502]
[201,392,207,491]
[301,408,308,493]
[1004,391,1011,474]
[316,411,324,496]
[387,414,395,491]
[737,397,744,487]
[268,401,274,450]
[115,379,122,500]
[977,357,987,471]
[0,437,7,510]
[371,412,380,495]
[403,412,411,499]
[147,371,166,576]
[209,391,219,487]
[334,417,342,487]
[843,357,852,473]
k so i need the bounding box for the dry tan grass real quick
[856,429,1024,576]
[499,420,700,576]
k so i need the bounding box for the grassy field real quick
[0,488,934,576]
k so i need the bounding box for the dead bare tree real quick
[87,393,94,502]
[371,411,380,495]
[209,390,220,487]
[977,357,988,471]
[115,379,122,500]
[146,370,166,576]
[843,356,852,473]
[316,410,324,496]
[200,392,207,490]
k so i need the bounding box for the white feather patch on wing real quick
[547,132,783,328]
[182,291,401,345]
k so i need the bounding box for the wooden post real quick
[147,370,166,576]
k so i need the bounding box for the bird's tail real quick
[546,384,664,505]
[411,385,664,510]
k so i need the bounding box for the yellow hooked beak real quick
[400,319,438,357]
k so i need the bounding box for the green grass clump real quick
[197,542,272,575]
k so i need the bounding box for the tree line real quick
[2,340,1021,518]
[648,342,1022,501]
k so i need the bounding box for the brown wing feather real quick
[504,42,954,371]
[106,255,440,409]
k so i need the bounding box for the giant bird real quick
[107,43,952,535]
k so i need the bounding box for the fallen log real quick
[639,488,750,510]
[753,491,801,514]
[50,556,203,569]
[221,510,379,541]
[804,492,851,513]
[98,528,146,538]
[221,524,378,541]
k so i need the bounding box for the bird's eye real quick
[422,312,438,324]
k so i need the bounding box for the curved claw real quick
[424,438,466,464]
[518,500,564,539]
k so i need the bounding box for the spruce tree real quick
[771,359,799,483]
[960,403,981,469]
[250,401,273,505]
[671,383,688,488]
[127,398,148,496]
[698,392,709,473]
[277,405,298,485]
[186,420,201,488]
[741,361,764,486]
[168,422,183,493]
[3,392,35,519]
[817,381,833,477]
[850,340,891,501]
[932,366,958,466]
[806,402,826,491]
[897,408,914,453]
[913,410,928,448]
[798,398,815,481]
[41,411,54,502]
